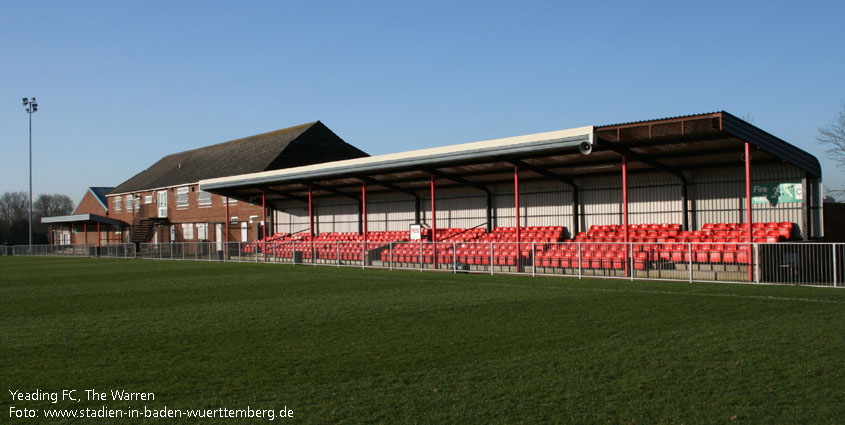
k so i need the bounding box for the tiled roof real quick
[108,121,368,195]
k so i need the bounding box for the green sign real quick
[752,182,803,204]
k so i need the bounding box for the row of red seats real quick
[386,226,567,265]
[701,222,793,240]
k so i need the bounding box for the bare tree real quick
[817,103,845,167]
[34,194,74,218]
[0,191,29,244]
[817,103,845,197]
[1,192,75,244]
[0,191,29,225]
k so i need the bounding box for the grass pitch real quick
[1,257,844,424]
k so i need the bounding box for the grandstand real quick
[28,111,811,285]
[194,112,826,283]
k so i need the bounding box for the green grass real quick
[1,257,844,424]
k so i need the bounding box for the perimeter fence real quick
[7,241,842,287]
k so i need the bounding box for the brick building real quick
[42,187,122,245]
[45,121,368,246]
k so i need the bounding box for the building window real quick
[177,187,190,208]
[224,197,237,206]
[230,216,238,223]
[144,195,153,204]
[182,223,194,240]
[197,223,208,240]
[134,195,141,211]
[114,197,122,211]
[198,190,212,206]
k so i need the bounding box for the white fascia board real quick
[201,126,593,191]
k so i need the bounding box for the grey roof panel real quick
[108,121,368,195]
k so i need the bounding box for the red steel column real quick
[309,187,314,262]
[745,142,753,282]
[262,191,267,240]
[514,165,522,271]
[225,197,230,259]
[622,155,630,276]
[262,191,267,261]
[308,188,314,237]
[622,155,629,243]
[514,165,521,241]
[362,182,368,237]
[430,175,437,243]
[431,175,437,266]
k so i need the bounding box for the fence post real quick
[688,243,693,283]
[833,243,838,287]
[754,243,760,284]
[453,242,457,274]
[630,242,634,282]
[337,241,341,268]
[532,242,536,277]
[578,242,582,279]
[490,242,494,276]
[420,242,423,272]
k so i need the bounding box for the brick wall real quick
[73,191,108,215]
[107,184,268,243]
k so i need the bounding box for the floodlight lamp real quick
[31,97,36,102]
[22,97,28,105]
[32,105,37,112]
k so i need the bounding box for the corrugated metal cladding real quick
[422,187,487,229]
[577,174,684,230]
[490,182,573,230]
[692,164,807,237]
[271,162,813,238]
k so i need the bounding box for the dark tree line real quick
[0,192,73,245]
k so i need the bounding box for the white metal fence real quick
[6,242,842,288]
[9,244,136,258]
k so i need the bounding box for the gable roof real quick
[89,187,113,208]
[108,121,368,196]
[72,187,114,214]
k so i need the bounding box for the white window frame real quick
[197,223,208,240]
[182,223,194,240]
[198,190,212,207]
[224,197,237,206]
[134,195,141,211]
[176,187,190,208]
[114,196,122,211]
[144,195,153,204]
[125,195,133,211]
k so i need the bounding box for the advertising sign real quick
[410,224,422,240]
[751,182,802,204]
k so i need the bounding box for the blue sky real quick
[1,0,843,204]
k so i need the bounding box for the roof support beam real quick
[420,168,489,193]
[358,176,420,224]
[508,158,580,235]
[595,137,686,180]
[307,182,360,202]
[423,167,492,231]
[256,186,308,203]
[357,176,419,198]
[508,159,576,187]
[595,136,692,231]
